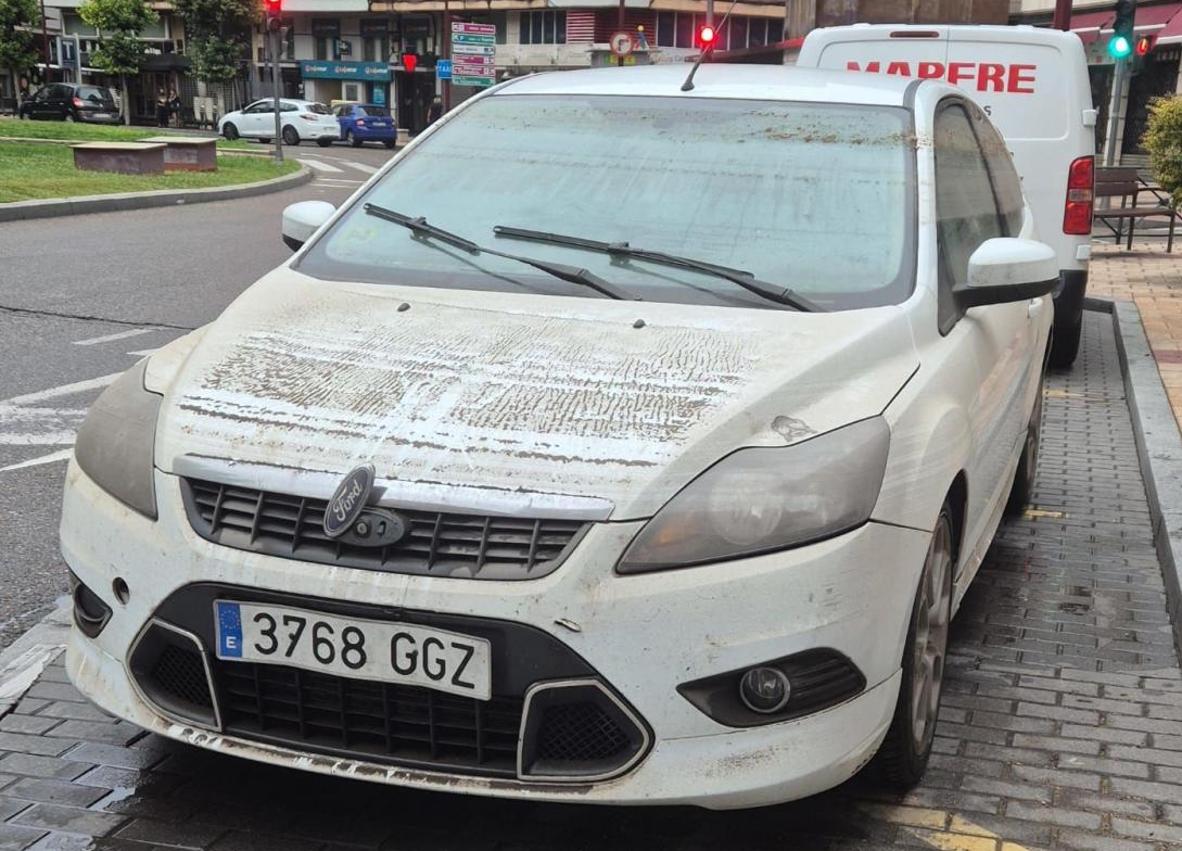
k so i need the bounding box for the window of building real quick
[313,19,340,60]
[519,10,566,45]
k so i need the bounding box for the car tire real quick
[1049,316,1082,369]
[1006,373,1044,516]
[222,122,239,140]
[876,505,954,790]
[63,113,74,122]
[317,138,333,147]
[282,126,300,146]
[348,131,362,148]
[383,140,396,149]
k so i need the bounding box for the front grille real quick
[536,702,631,763]
[213,661,525,777]
[152,644,214,709]
[181,478,587,580]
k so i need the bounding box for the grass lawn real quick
[0,141,300,203]
[0,116,252,149]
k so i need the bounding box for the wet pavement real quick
[1,310,1182,850]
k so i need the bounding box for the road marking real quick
[0,449,73,472]
[344,161,378,174]
[126,348,160,357]
[315,178,363,186]
[3,373,120,407]
[298,158,344,174]
[73,328,156,347]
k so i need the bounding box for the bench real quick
[1094,166,1176,252]
[71,141,166,175]
[139,136,218,172]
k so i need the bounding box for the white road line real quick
[298,158,344,174]
[73,328,156,347]
[344,162,378,174]
[316,179,363,186]
[0,448,73,473]
[126,348,160,357]
[3,373,120,407]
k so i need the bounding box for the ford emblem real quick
[324,464,376,538]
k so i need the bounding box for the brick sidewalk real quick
[1088,242,1182,427]
[0,312,1180,849]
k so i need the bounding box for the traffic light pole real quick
[270,27,283,165]
[1104,57,1127,167]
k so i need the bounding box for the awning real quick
[1071,2,1182,43]
[1070,9,1112,43]
[1159,7,1182,43]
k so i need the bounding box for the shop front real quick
[298,59,391,108]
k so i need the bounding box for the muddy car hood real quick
[154,271,919,521]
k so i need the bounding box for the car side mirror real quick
[956,238,1058,310]
[281,201,336,252]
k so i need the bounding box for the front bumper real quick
[61,461,929,808]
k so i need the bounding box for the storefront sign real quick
[299,60,390,81]
[360,19,389,36]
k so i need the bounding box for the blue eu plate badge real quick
[216,601,243,658]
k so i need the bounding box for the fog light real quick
[739,667,791,714]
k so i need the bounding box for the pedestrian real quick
[427,95,443,126]
[168,88,181,127]
[17,80,31,119]
[155,89,169,127]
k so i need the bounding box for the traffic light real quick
[263,0,282,31]
[1108,0,1136,59]
[1136,34,1154,56]
[697,24,717,49]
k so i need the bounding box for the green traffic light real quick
[1109,34,1132,59]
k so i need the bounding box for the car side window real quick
[280,103,298,112]
[972,110,1024,238]
[934,103,1005,333]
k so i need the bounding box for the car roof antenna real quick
[680,0,739,92]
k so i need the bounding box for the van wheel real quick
[877,506,954,790]
[1049,316,1082,369]
[1006,374,1045,515]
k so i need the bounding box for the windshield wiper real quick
[493,225,821,312]
[363,204,640,302]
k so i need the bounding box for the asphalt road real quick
[0,140,393,649]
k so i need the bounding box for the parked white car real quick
[218,98,338,147]
[61,64,1054,809]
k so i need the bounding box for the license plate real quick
[214,601,492,700]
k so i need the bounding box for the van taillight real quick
[1063,155,1094,235]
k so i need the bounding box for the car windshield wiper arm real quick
[363,204,641,302]
[493,225,821,312]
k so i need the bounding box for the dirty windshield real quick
[297,94,915,310]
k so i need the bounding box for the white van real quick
[798,25,1095,368]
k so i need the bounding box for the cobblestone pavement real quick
[0,311,1181,850]
[1089,242,1182,430]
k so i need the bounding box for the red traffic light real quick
[263,0,281,15]
[402,52,418,73]
[1136,35,1154,56]
[697,24,716,48]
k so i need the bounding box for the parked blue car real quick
[334,103,397,149]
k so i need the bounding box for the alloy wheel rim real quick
[911,516,952,752]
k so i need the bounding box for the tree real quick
[174,0,254,84]
[78,0,157,124]
[1143,95,1182,209]
[0,0,40,102]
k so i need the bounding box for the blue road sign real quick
[436,59,453,80]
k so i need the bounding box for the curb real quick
[1089,297,1182,655]
[0,598,70,719]
[0,164,313,223]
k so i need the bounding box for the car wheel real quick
[317,138,333,147]
[282,126,300,146]
[222,122,239,140]
[1049,315,1082,369]
[383,140,396,149]
[877,506,954,789]
[1006,374,1044,516]
[348,131,362,148]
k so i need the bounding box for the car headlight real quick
[74,360,162,520]
[617,417,890,574]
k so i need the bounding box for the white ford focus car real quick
[61,64,1054,809]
